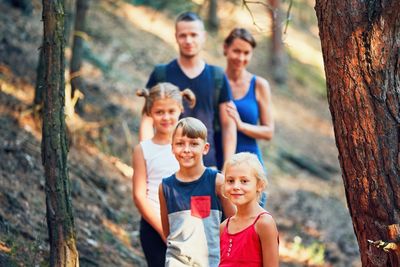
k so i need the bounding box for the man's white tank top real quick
[140,139,179,213]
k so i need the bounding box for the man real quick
[139,12,236,168]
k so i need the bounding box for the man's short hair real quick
[176,11,203,25]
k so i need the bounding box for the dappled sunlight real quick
[273,95,334,138]
[0,65,34,104]
[102,218,131,247]
[0,241,11,253]
[285,29,325,75]
[112,3,177,50]
[218,2,272,36]
[270,171,345,200]
[279,236,326,266]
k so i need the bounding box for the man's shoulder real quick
[205,64,224,75]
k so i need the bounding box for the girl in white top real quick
[132,82,195,267]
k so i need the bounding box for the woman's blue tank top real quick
[234,76,263,163]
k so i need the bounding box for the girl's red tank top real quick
[219,212,270,267]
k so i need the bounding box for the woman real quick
[223,28,275,207]
[217,27,274,170]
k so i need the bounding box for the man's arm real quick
[139,113,154,141]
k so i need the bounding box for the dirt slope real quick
[0,0,360,266]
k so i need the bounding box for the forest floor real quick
[0,0,361,266]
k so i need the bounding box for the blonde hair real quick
[136,82,196,115]
[223,152,268,197]
[172,117,207,141]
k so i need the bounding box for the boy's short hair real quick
[223,152,268,190]
[173,117,207,141]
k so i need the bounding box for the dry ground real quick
[0,0,360,266]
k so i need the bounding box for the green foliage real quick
[288,55,327,99]
[127,0,197,15]
[292,236,326,265]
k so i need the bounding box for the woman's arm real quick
[159,184,170,238]
[226,77,274,140]
[132,144,165,242]
[219,101,237,165]
[255,214,279,267]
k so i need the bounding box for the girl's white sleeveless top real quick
[140,139,179,213]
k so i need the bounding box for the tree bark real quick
[70,0,90,98]
[315,1,400,266]
[42,0,79,266]
[34,43,45,106]
[269,0,287,85]
[207,0,219,31]
[64,0,75,47]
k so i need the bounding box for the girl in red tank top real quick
[220,152,279,267]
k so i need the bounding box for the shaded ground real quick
[0,0,360,266]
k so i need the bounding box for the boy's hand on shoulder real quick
[216,173,236,217]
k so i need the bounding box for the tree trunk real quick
[34,43,45,106]
[64,0,75,47]
[315,1,400,266]
[207,0,219,31]
[42,0,79,266]
[268,0,287,85]
[70,0,90,98]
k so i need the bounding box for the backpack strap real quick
[152,64,167,83]
[210,65,225,132]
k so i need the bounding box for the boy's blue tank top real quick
[162,168,222,266]
[233,76,262,163]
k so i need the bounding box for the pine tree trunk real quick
[315,1,400,266]
[208,0,219,31]
[41,0,79,265]
[64,0,75,47]
[70,0,90,98]
[34,43,45,106]
[269,0,287,85]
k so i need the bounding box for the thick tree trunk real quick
[315,1,400,266]
[208,0,219,31]
[70,0,90,98]
[269,0,287,85]
[42,0,79,266]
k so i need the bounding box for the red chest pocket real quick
[191,196,211,218]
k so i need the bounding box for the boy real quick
[159,117,235,267]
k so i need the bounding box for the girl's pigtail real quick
[181,88,196,109]
[136,88,150,115]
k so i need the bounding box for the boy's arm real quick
[215,173,236,217]
[158,184,170,238]
[255,214,279,267]
[132,144,165,241]
[139,114,154,141]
